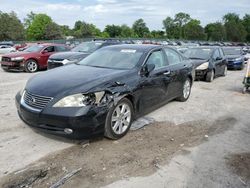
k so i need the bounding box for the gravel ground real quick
[0,68,249,188]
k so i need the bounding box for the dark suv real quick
[47,39,121,69]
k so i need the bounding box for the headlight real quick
[53,92,105,107]
[235,57,242,61]
[62,59,79,65]
[11,57,24,61]
[196,62,209,70]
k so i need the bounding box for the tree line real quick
[0,11,249,42]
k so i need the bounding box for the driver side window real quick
[146,50,166,70]
[212,49,220,60]
[44,46,55,53]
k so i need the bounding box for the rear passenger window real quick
[164,48,182,65]
[56,46,68,52]
[44,46,55,52]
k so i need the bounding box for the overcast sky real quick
[0,0,249,30]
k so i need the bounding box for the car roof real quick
[36,43,66,47]
[193,46,220,49]
[103,44,161,51]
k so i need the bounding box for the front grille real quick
[2,57,11,62]
[23,91,53,110]
[48,59,64,69]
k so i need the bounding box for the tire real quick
[25,59,38,73]
[222,66,227,76]
[242,87,247,94]
[206,70,214,82]
[104,98,134,140]
[176,78,192,102]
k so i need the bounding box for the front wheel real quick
[206,70,214,82]
[25,59,38,73]
[177,78,192,102]
[104,98,134,140]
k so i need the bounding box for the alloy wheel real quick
[183,79,191,99]
[27,61,38,72]
[111,102,131,135]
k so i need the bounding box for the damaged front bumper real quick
[15,91,111,139]
[1,60,25,71]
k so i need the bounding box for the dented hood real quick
[26,64,130,97]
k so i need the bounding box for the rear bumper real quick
[15,91,109,139]
[227,61,244,69]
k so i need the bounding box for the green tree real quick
[60,25,72,37]
[223,13,247,42]
[120,24,134,38]
[151,30,165,38]
[24,11,36,29]
[184,19,206,40]
[242,14,250,42]
[205,22,226,41]
[174,12,191,38]
[132,18,150,38]
[73,21,101,38]
[0,11,25,41]
[163,17,177,38]
[104,24,122,37]
[44,22,63,40]
[26,14,52,40]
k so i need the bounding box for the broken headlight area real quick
[53,91,113,107]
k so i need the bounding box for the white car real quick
[0,45,16,55]
[244,53,250,64]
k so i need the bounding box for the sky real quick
[0,0,249,30]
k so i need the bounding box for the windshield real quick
[78,48,143,69]
[184,48,212,60]
[72,42,103,53]
[223,48,242,55]
[24,45,44,52]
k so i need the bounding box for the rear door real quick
[212,49,223,75]
[163,48,189,98]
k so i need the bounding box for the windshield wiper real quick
[189,57,206,60]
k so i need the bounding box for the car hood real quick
[225,55,242,59]
[189,59,208,68]
[26,64,130,97]
[49,51,90,60]
[2,51,34,58]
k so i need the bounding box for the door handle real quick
[163,71,171,75]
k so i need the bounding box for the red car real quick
[1,43,70,73]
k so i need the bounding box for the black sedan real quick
[47,40,121,69]
[16,45,194,140]
[184,47,227,82]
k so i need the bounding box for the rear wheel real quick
[206,70,214,82]
[176,78,191,102]
[104,98,134,140]
[242,87,247,94]
[222,66,227,76]
[25,59,38,73]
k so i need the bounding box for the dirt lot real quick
[0,68,249,188]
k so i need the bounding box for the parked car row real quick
[1,39,247,74]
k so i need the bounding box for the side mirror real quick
[140,64,155,76]
[215,57,222,61]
